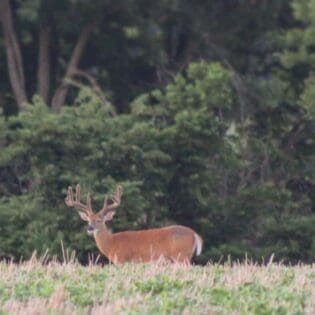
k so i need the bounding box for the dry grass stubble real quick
[0,255,314,315]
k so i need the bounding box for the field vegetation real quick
[0,256,314,315]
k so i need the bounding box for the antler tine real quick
[65,184,93,214]
[102,195,109,210]
[108,185,123,210]
[98,185,123,214]
[114,185,122,199]
[109,186,122,206]
[75,184,80,203]
[116,185,123,199]
[98,194,110,214]
[65,186,74,207]
[86,193,92,210]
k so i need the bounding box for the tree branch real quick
[70,69,109,105]
[0,0,27,111]
[51,22,95,113]
[37,23,51,103]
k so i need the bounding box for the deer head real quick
[65,184,123,235]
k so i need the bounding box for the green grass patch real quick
[0,260,314,314]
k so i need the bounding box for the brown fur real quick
[94,224,201,264]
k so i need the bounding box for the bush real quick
[0,62,314,263]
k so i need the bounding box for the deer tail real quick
[194,233,203,256]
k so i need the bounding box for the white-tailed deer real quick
[65,184,203,264]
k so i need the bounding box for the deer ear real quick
[79,211,89,221]
[103,211,115,222]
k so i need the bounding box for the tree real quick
[0,0,27,111]
[0,0,106,112]
[0,0,291,113]
[280,0,315,119]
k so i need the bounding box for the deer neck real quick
[93,224,113,257]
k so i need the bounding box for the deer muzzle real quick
[87,224,96,235]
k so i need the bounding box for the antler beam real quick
[65,184,93,214]
[98,185,123,214]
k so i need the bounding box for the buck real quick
[65,184,203,264]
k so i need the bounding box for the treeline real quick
[0,1,314,263]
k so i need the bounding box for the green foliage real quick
[281,0,315,71]
[299,74,315,118]
[0,60,314,264]
[280,0,315,117]
[0,87,172,261]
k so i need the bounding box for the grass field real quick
[0,256,314,315]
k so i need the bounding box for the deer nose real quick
[87,225,94,234]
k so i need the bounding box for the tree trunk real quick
[0,0,27,111]
[37,24,51,103]
[51,23,95,113]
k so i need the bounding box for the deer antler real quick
[98,185,123,215]
[65,184,93,214]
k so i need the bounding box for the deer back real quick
[95,225,202,264]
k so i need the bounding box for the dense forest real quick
[0,0,314,264]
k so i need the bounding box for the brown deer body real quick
[65,185,203,264]
[94,225,202,263]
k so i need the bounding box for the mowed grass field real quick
[0,256,314,315]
